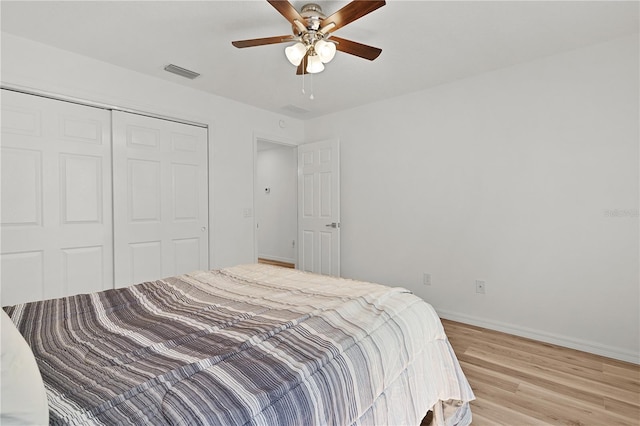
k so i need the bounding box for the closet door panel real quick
[0,90,113,305]
[62,246,105,295]
[60,154,104,223]
[1,148,42,226]
[0,251,44,305]
[113,111,208,288]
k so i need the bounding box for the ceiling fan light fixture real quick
[315,39,336,63]
[232,0,386,76]
[285,42,308,66]
[306,53,324,73]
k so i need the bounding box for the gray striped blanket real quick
[4,264,474,425]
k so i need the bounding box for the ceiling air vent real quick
[164,64,200,79]
[282,104,310,115]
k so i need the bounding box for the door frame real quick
[252,132,299,266]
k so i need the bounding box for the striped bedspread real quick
[4,264,474,425]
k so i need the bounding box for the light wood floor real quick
[441,320,640,425]
[257,258,295,269]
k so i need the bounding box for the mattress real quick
[3,264,474,425]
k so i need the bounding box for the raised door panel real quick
[60,154,103,224]
[128,159,162,222]
[129,241,163,284]
[172,163,199,221]
[301,230,314,272]
[62,246,105,295]
[1,148,42,227]
[1,105,41,136]
[173,238,200,275]
[302,173,315,218]
[171,132,198,152]
[319,171,333,218]
[59,115,105,144]
[127,125,161,150]
[319,231,333,276]
[1,251,44,303]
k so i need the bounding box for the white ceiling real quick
[1,1,638,119]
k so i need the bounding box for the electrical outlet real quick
[475,280,486,294]
[423,273,431,286]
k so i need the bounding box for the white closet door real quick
[112,111,208,288]
[1,90,113,305]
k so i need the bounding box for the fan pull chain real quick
[301,55,306,94]
[299,56,313,100]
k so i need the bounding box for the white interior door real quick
[1,89,113,305]
[297,138,340,276]
[112,111,208,288]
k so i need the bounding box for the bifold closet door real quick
[112,111,209,288]
[0,89,113,305]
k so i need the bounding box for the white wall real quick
[256,145,297,264]
[305,35,639,363]
[0,33,305,270]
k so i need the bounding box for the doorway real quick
[254,138,297,268]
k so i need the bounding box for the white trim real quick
[253,131,300,147]
[1,83,208,128]
[437,309,640,364]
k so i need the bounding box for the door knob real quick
[325,222,340,228]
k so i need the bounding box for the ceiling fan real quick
[231,0,386,75]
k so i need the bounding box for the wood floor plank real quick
[466,340,605,383]
[464,346,638,406]
[445,321,607,372]
[516,382,633,426]
[458,349,605,407]
[256,258,295,268]
[467,377,566,424]
[604,361,640,381]
[459,361,520,393]
[441,320,640,426]
[604,396,640,420]
[467,393,549,425]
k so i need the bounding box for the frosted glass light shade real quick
[285,42,307,66]
[306,53,325,73]
[315,40,336,63]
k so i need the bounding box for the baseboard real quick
[436,309,639,365]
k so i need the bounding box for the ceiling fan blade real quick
[320,0,385,34]
[232,35,295,48]
[267,0,305,24]
[330,36,382,60]
[296,52,310,75]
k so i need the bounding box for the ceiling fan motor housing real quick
[299,3,325,31]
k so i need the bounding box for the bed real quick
[1,264,474,425]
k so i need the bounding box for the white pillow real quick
[1,309,49,425]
